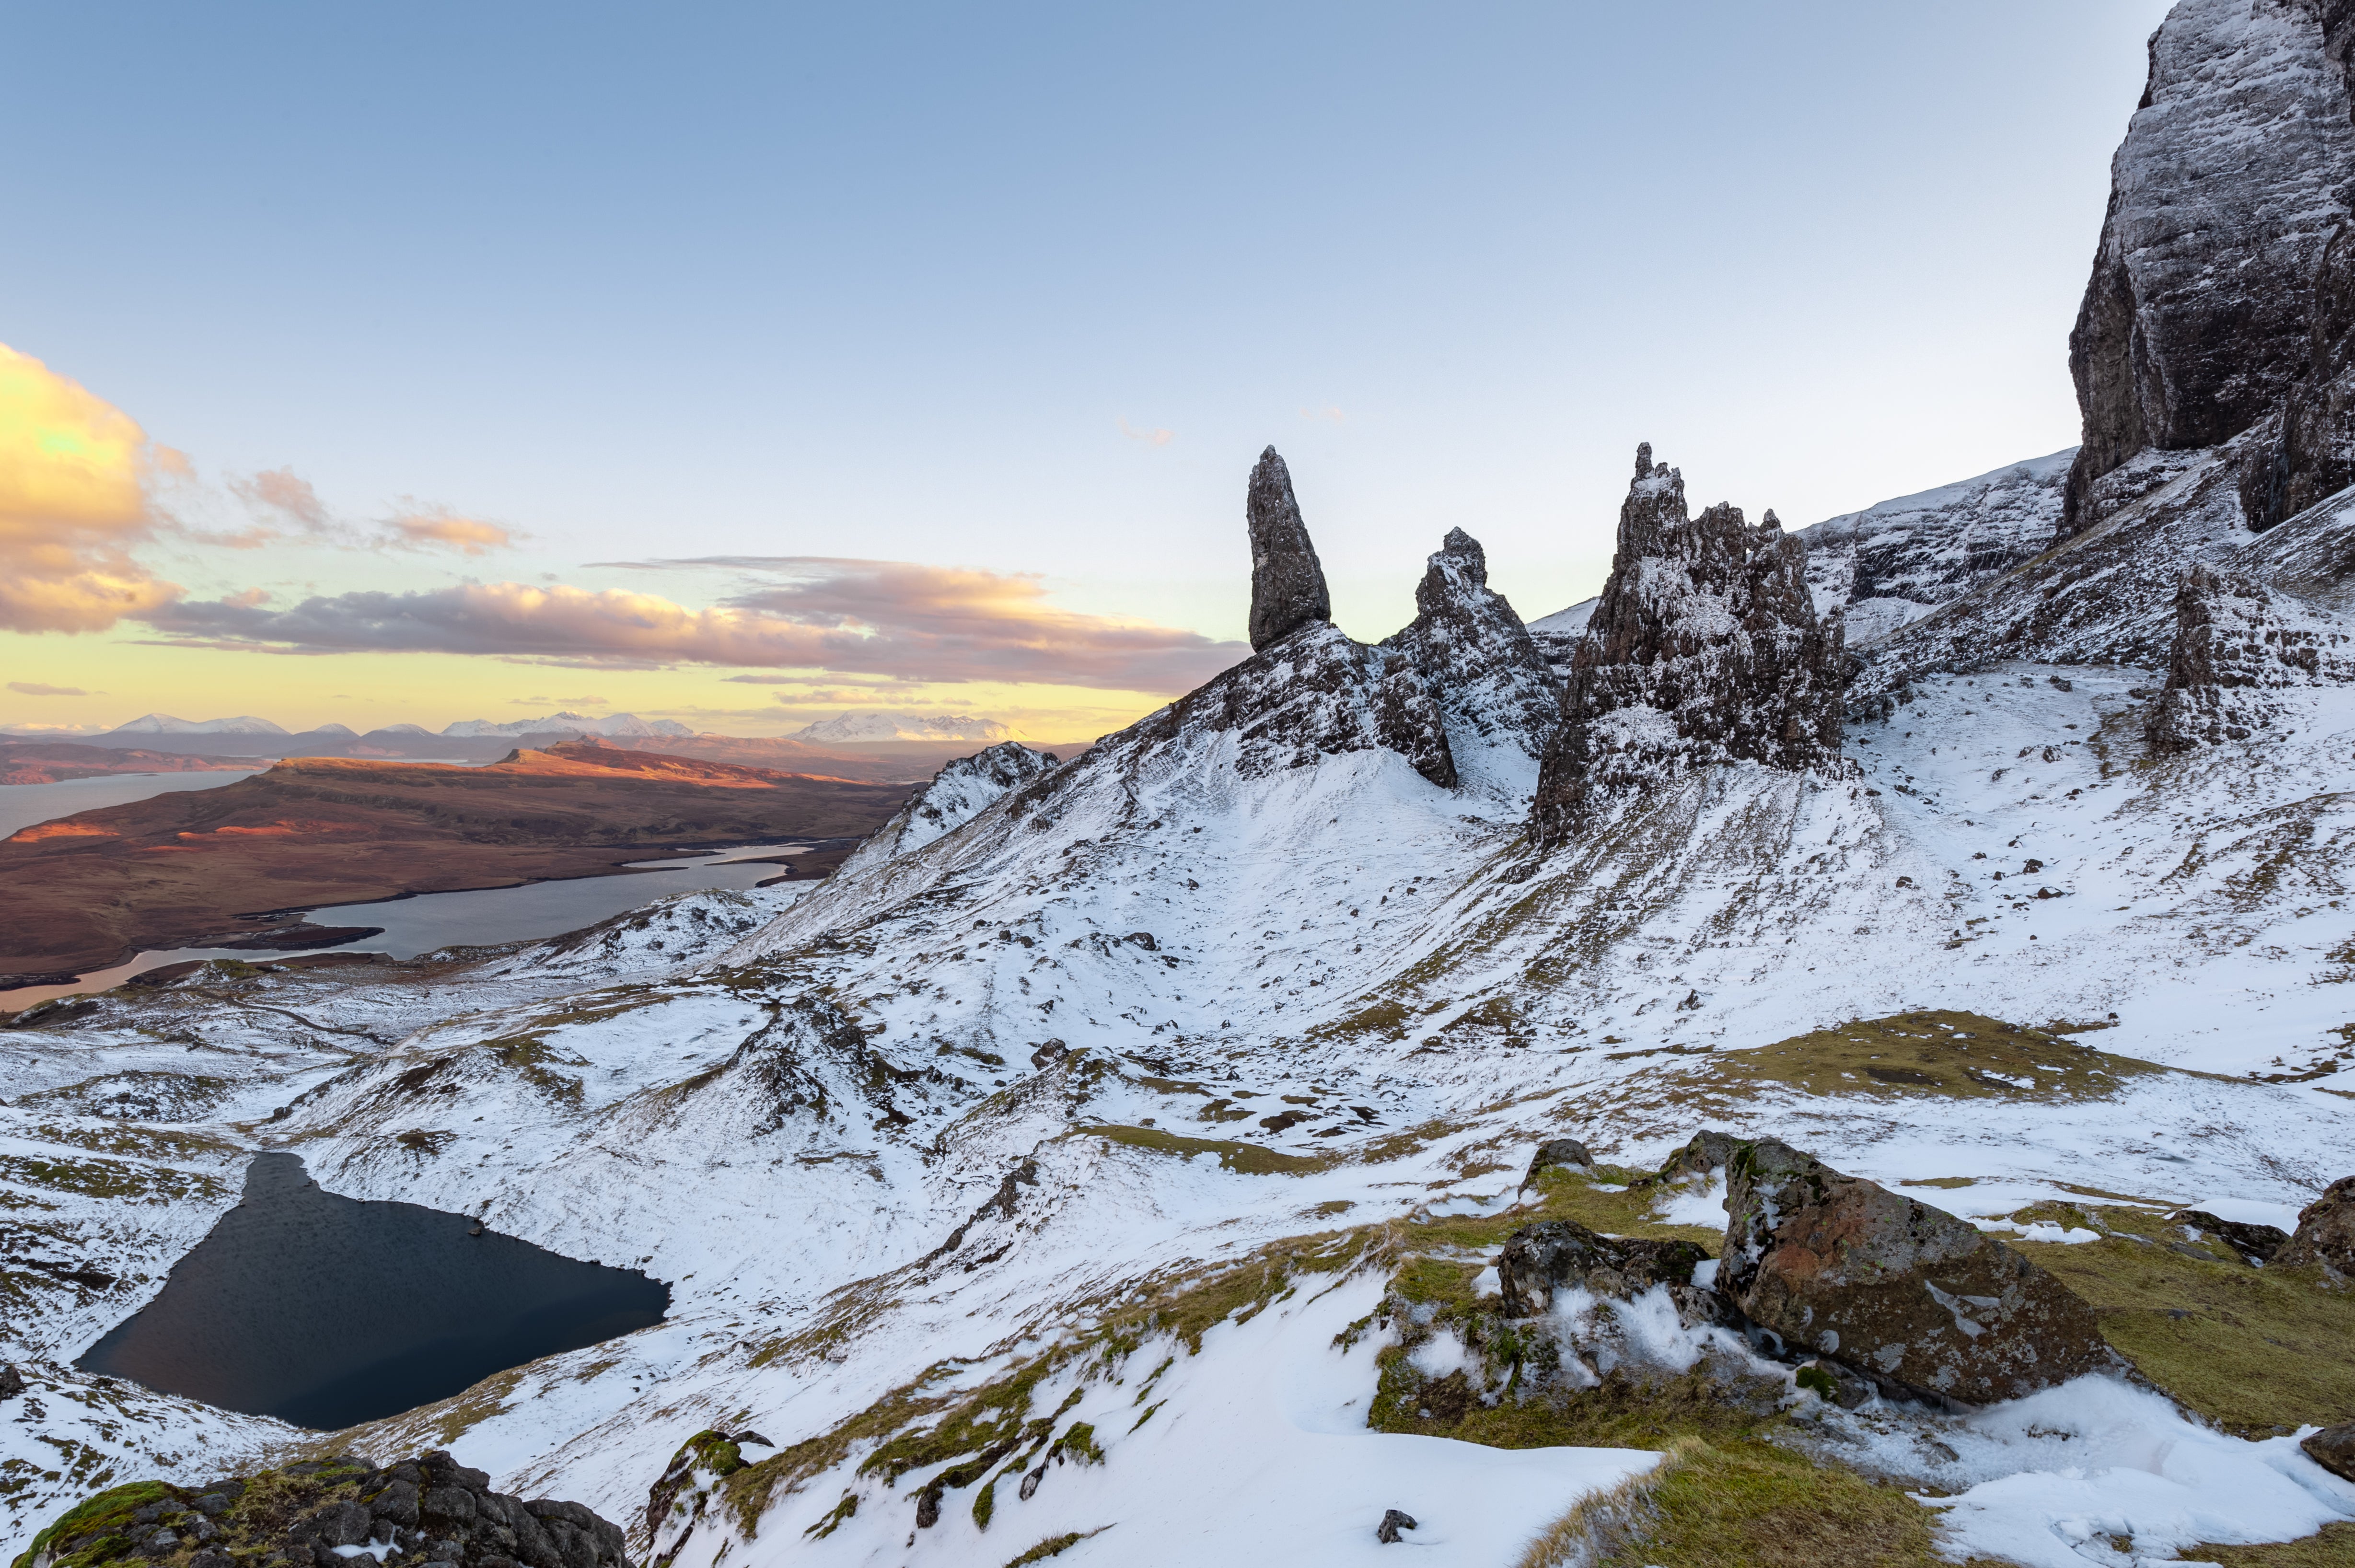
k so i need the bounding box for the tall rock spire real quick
[1246,446,1332,651]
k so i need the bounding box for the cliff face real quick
[2063,0,2355,537]
[1532,446,1847,836]
[2146,562,2355,749]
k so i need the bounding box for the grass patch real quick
[2014,1216,2355,1435]
[1085,1124,1327,1175]
[0,1153,226,1203]
[1002,1527,1109,1566]
[1566,1439,1957,1568]
[1682,1010,2163,1103]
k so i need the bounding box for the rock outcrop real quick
[1655,1129,1739,1186]
[1518,1137,1596,1188]
[1717,1139,2116,1406]
[2146,565,2355,751]
[1532,446,1847,835]
[2169,1209,2291,1266]
[1167,621,1457,789]
[1497,1219,1717,1324]
[1381,528,1562,791]
[2273,1173,2355,1272]
[12,1452,628,1568]
[834,742,1062,875]
[1246,446,1333,652]
[2302,1421,2355,1483]
[2063,0,2355,536]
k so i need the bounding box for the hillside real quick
[0,741,909,980]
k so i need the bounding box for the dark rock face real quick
[1374,1509,1418,1545]
[0,1362,22,1401]
[2062,0,2355,536]
[14,1453,626,1568]
[2146,565,2355,751]
[2169,1209,2291,1266]
[2303,1421,2355,1482]
[1532,446,1847,835]
[2273,1174,2355,1272]
[1381,528,1562,788]
[1518,1138,1596,1188]
[1246,446,1333,652]
[1496,1219,1717,1326]
[2240,220,2355,532]
[1717,1139,2117,1407]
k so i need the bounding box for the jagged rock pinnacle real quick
[1246,446,1333,652]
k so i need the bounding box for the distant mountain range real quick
[785,712,1013,743]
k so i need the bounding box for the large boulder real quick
[2273,1175,2355,1273]
[1518,1138,1596,1189]
[1496,1218,1719,1326]
[1655,1129,1740,1185]
[1717,1139,2118,1406]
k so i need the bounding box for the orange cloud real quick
[144,559,1243,691]
[385,502,515,556]
[230,466,330,531]
[0,343,181,631]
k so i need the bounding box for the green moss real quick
[1047,1423,1102,1467]
[9,1479,182,1568]
[1001,1528,1109,1566]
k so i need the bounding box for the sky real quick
[1,0,2174,740]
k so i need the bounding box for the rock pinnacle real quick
[1246,446,1333,652]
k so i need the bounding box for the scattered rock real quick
[14,1452,626,1568]
[1246,447,1333,652]
[1533,445,1848,836]
[0,1362,23,1400]
[1375,1509,1418,1545]
[2273,1175,2355,1274]
[2301,1421,2355,1483]
[1519,1138,1596,1188]
[1497,1219,1721,1327]
[2170,1209,2291,1266]
[1717,1138,2119,1406]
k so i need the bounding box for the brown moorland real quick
[0,741,254,785]
[0,739,913,980]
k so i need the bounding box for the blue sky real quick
[1,1,2172,734]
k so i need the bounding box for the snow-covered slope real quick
[441,712,695,738]
[98,714,292,738]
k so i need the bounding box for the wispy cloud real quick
[1299,405,1346,424]
[384,501,517,556]
[143,558,1243,691]
[0,343,183,631]
[1118,416,1174,447]
[229,466,331,533]
[7,681,93,697]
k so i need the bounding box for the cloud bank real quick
[0,345,182,631]
[145,558,1243,691]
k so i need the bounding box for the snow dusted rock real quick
[2063,0,2355,535]
[1718,1138,2118,1406]
[1525,597,1595,678]
[2169,1208,2291,1265]
[640,1430,755,1568]
[1532,445,1846,834]
[2272,1173,2355,1273]
[1245,446,1332,652]
[12,1452,628,1568]
[1380,527,1560,794]
[1518,1137,1596,1187]
[2146,564,2355,751]
[1496,1220,1718,1326]
[833,742,1061,876]
[1656,1129,1740,1185]
[2240,217,2355,531]
[1799,450,2073,646]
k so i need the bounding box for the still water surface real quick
[78,1152,669,1429]
[0,770,260,838]
[0,850,803,1010]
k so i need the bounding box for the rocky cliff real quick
[2147,562,2355,748]
[2064,0,2355,536]
[1380,528,1560,797]
[1531,445,1847,835]
[1245,447,1332,652]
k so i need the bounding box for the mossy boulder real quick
[10,1452,626,1568]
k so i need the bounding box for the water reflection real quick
[78,1152,669,1429]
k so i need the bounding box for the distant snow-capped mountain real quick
[101,713,292,737]
[438,712,695,738]
[787,712,1013,743]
